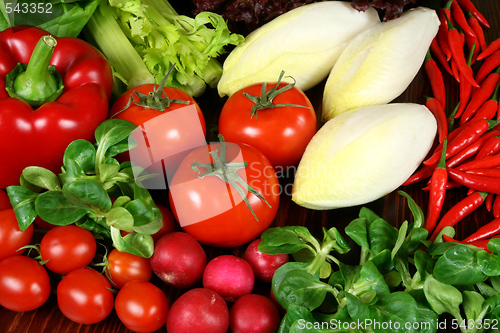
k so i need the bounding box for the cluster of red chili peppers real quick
[404,0,500,251]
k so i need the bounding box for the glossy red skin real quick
[0,255,51,312]
[166,288,229,333]
[0,26,112,189]
[0,208,34,261]
[115,280,169,333]
[244,238,289,282]
[229,294,281,333]
[149,232,207,289]
[202,255,255,302]
[218,81,317,169]
[40,225,97,274]
[109,84,207,178]
[57,268,114,325]
[119,204,176,243]
[106,248,153,289]
[0,189,11,211]
[168,142,280,247]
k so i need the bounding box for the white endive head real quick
[292,103,437,210]
[322,7,440,121]
[217,1,380,97]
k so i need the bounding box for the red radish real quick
[270,287,287,314]
[244,238,289,282]
[166,288,229,333]
[203,255,255,302]
[150,232,207,289]
[229,294,281,333]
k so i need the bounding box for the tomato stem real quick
[5,35,64,107]
[244,70,310,118]
[112,64,190,116]
[191,134,271,221]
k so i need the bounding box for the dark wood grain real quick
[2,0,500,332]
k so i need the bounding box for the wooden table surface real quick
[1,0,500,332]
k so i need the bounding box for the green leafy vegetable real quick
[6,118,161,258]
[84,0,244,97]
[0,0,99,37]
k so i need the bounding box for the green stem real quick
[85,8,154,89]
[6,35,63,107]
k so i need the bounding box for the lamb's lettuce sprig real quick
[6,119,161,258]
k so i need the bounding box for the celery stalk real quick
[85,7,155,89]
[84,0,243,97]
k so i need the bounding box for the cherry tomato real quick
[120,204,176,243]
[0,189,11,211]
[40,225,97,274]
[115,280,169,333]
[152,204,176,242]
[218,80,317,169]
[57,268,114,325]
[0,255,51,312]
[168,140,280,247]
[109,83,207,180]
[0,208,34,261]
[106,248,153,289]
[33,216,56,230]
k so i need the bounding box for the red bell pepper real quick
[0,26,113,189]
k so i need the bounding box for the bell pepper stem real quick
[6,35,64,107]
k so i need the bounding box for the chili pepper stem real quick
[5,35,64,107]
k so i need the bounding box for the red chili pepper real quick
[430,37,453,76]
[476,134,500,160]
[425,51,447,110]
[446,129,500,168]
[494,195,500,218]
[463,218,500,243]
[466,11,487,52]
[444,11,479,88]
[426,97,448,144]
[423,180,462,191]
[425,119,498,166]
[465,34,479,65]
[457,0,490,28]
[402,163,437,186]
[448,167,500,194]
[460,67,500,124]
[475,50,500,85]
[466,168,500,178]
[448,102,461,131]
[424,139,448,233]
[477,37,500,61]
[451,58,461,83]
[486,193,494,211]
[437,8,452,61]
[470,99,498,123]
[457,154,500,172]
[456,44,476,118]
[450,0,476,40]
[430,191,488,241]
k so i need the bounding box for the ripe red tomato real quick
[218,79,317,169]
[168,140,280,247]
[0,255,51,312]
[115,280,169,333]
[109,84,207,182]
[57,268,114,325]
[40,225,97,274]
[0,208,34,261]
[0,189,11,211]
[106,248,153,289]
